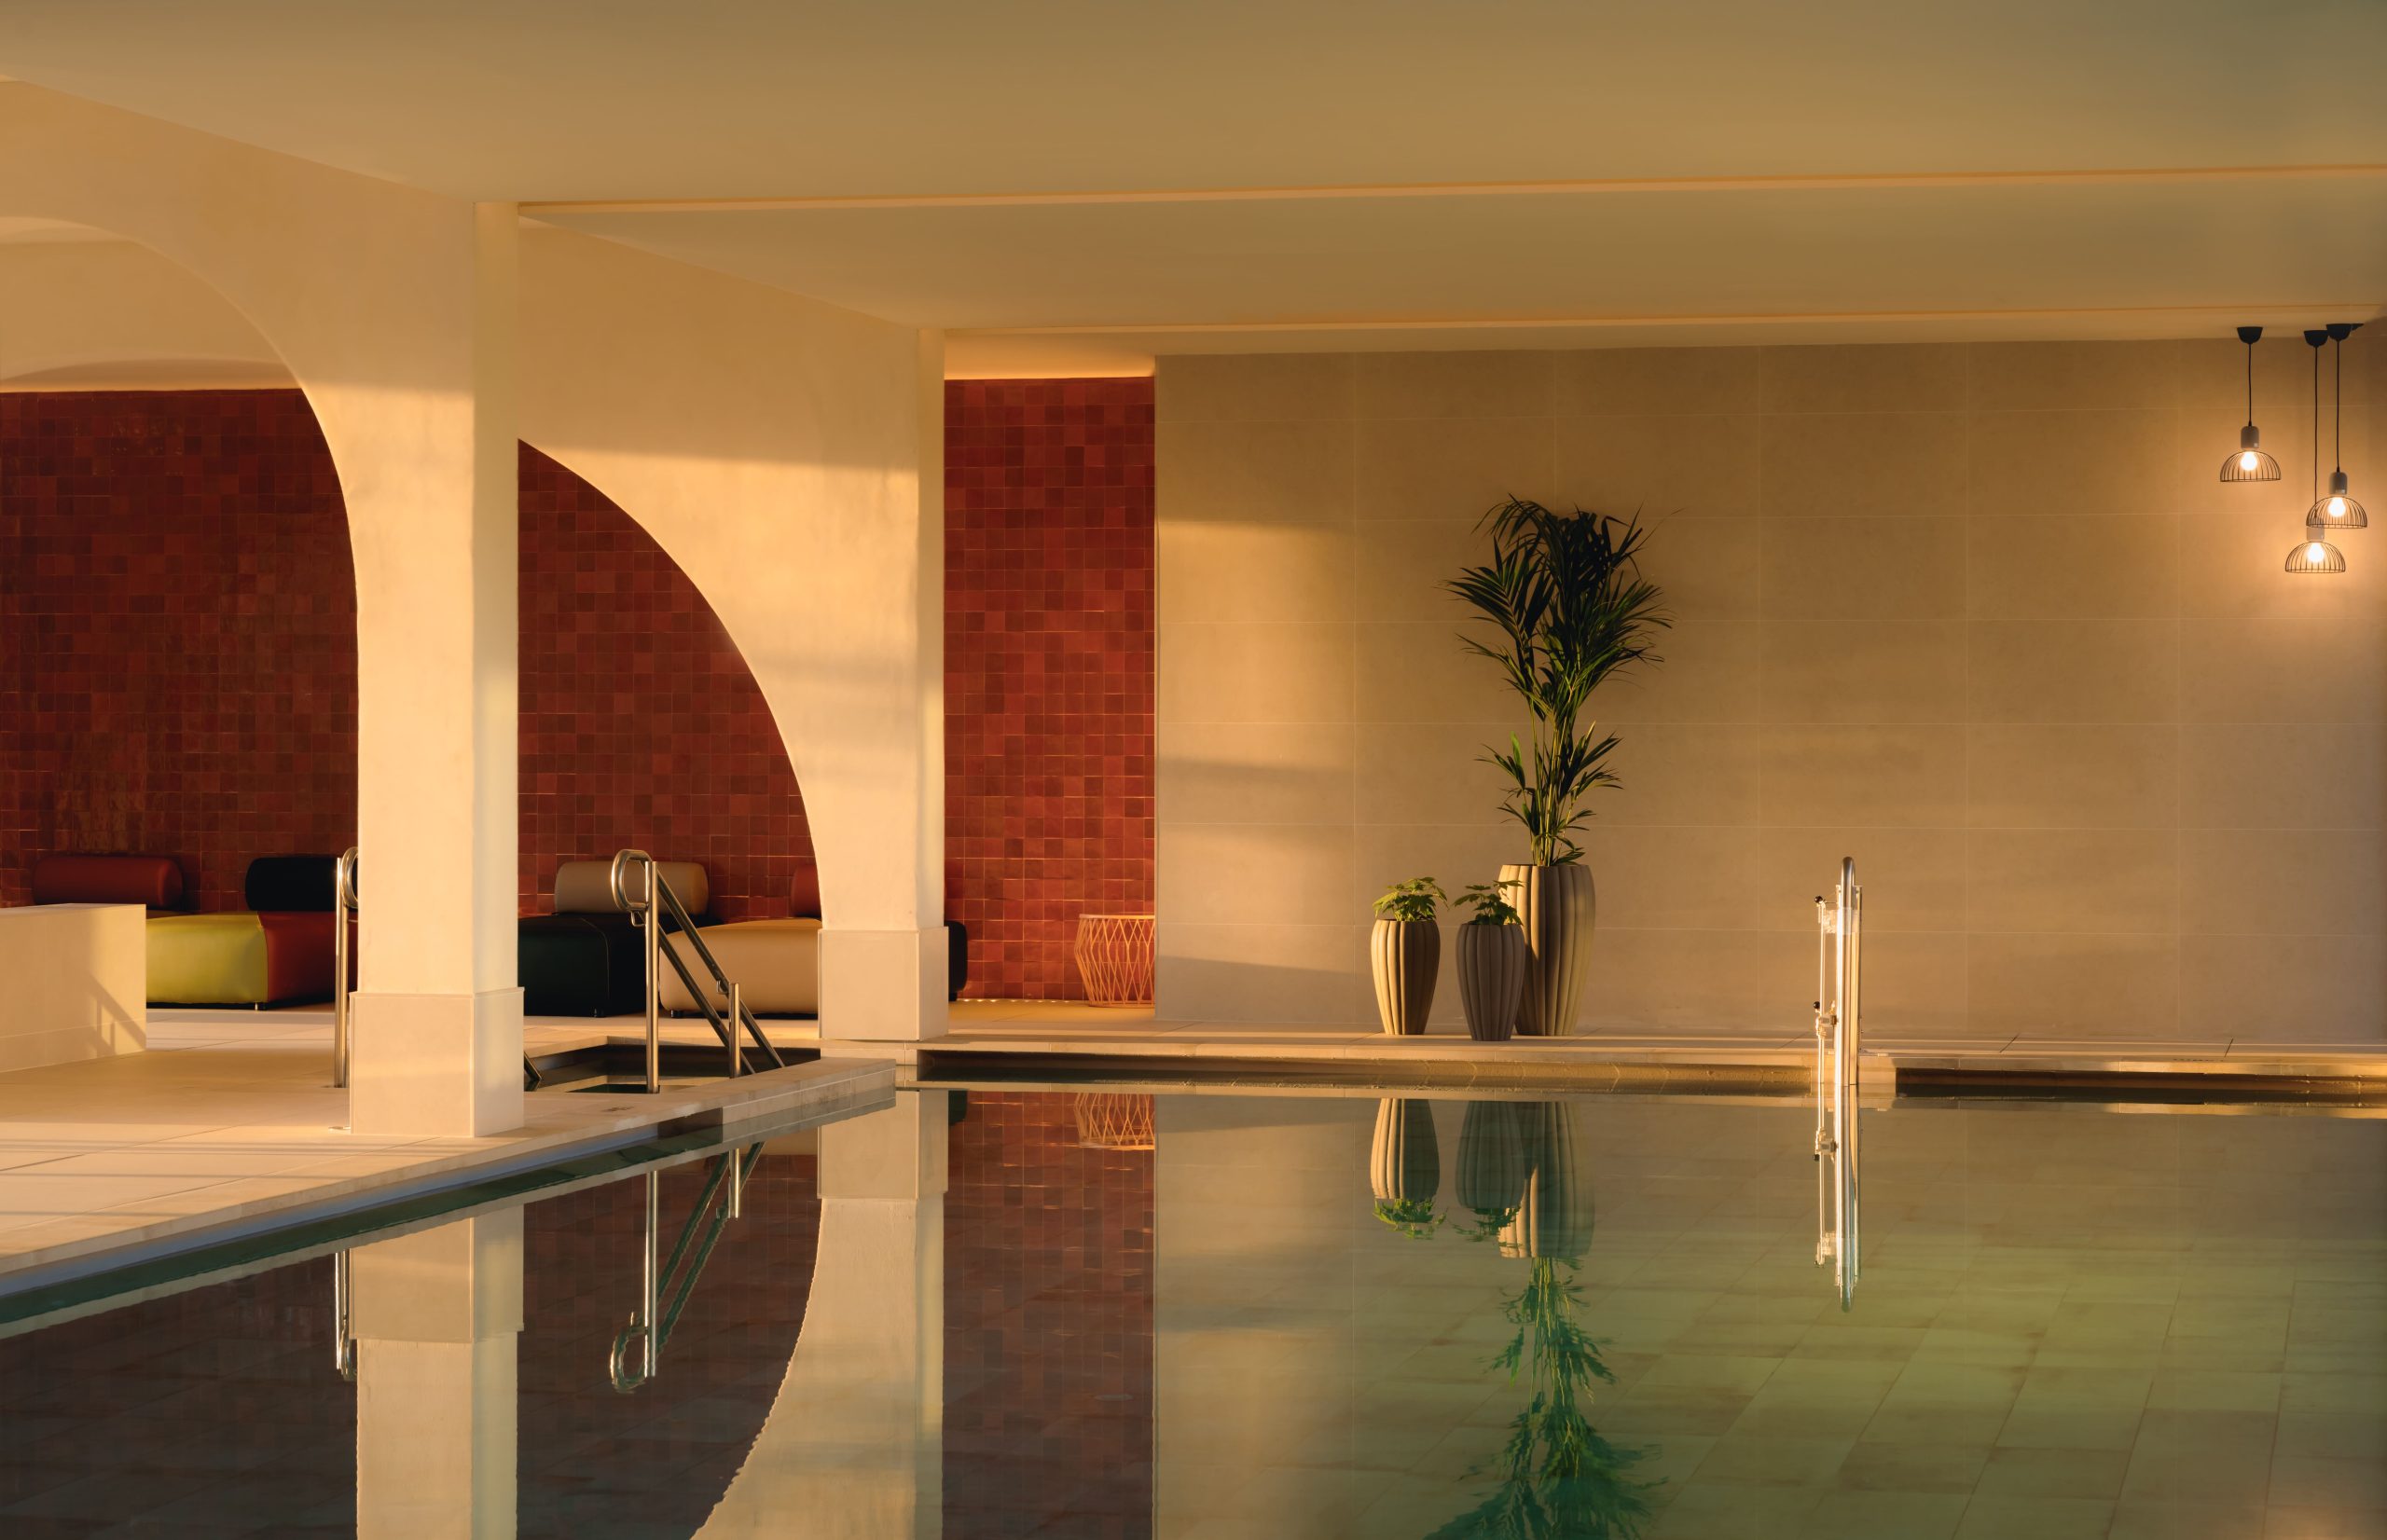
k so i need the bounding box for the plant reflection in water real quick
[1371,1096,1446,1238]
[1373,1098,1658,1540]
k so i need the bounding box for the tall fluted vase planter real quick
[1500,862,1596,1037]
[1456,923,1527,1042]
[1370,917,1441,1035]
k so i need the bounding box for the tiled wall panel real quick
[0,391,356,912]
[1155,338,2385,1042]
[945,379,1155,999]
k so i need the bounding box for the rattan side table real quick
[1073,913,1155,1006]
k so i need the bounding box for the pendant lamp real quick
[2288,330,2347,573]
[2306,322,2366,533]
[2219,325,2280,481]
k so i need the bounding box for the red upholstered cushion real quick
[258,912,340,1003]
[790,860,821,919]
[31,854,186,910]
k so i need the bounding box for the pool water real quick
[0,1088,2380,1538]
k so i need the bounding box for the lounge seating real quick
[34,854,343,1007]
[518,859,709,1017]
[658,866,970,1017]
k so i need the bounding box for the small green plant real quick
[1373,1197,1444,1241]
[1457,883,1523,928]
[1374,876,1446,922]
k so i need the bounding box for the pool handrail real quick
[608,848,784,1094]
[1813,857,1862,1310]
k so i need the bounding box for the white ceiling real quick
[2,2,2383,371]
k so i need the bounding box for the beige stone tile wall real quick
[1154,337,2386,1040]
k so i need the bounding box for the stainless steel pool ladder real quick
[333,848,542,1093]
[609,1143,763,1394]
[1813,857,1862,1310]
[332,1246,358,1382]
[331,848,359,1089]
[608,849,787,1094]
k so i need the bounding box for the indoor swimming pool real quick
[0,1086,2380,1538]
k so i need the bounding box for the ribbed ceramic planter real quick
[1456,923,1527,1042]
[1499,862,1596,1037]
[1369,1098,1442,1205]
[1456,1099,1531,1227]
[1370,917,1441,1035]
[1368,1098,1442,1236]
[1497,1101,1594,1261]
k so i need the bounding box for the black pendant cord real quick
[2335,338,2344,478]
[2246,337,2256,428]
[2312,341,2321,507]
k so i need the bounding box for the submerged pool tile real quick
[1797,1488,1969,1540]
[1834,1438,1995,1494]
[1952,1493,2118,1539]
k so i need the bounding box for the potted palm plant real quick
[1455,884,1527,1043]
[1446,500,1666,1036]
[1372,876,1444,1035]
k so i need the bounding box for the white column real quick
[818,329,950,1047]
[697,1094,946,1539]
[350,200,524,1136]
[352,1212,523,1540]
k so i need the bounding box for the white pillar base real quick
[350,987,524,1138]
[818,928,948,1043]
[352,1213,521,1540]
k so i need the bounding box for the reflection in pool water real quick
[0,1087,2382,1538]
[1397,1099,1657,1540]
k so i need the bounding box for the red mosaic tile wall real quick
[945,378,1155,999]
[0,393,806,920]
[0,391,356,912]
[517,445,809,920]
[944,1089,1156,1539]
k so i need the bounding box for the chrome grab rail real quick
[331,847,359,1089]
[608,1144,765,1394]
[1813,857,1863,1310]
[607,849,785,1094]
[332,1247,358,1382]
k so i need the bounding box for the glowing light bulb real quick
[2242,451,2261,473]
[2330,496,2350,519]
[2309,543,2329,562]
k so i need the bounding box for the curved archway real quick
[518,224,947,1039]
[516,445,814,921]
[2,86,526,1134]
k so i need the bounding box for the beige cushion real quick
[552,859,709,916]
[660,918,821,1016]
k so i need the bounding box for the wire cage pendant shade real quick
[2286,537,2348,574]
[2221,325,2282,481]
[2287,329,2347,574]
[2309,470,2368,533]
[2222,423,2280,482]
[2307,324,2367,530]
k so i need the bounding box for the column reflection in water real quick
[350,1211,523,1540]
[698,1092,947,1540]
